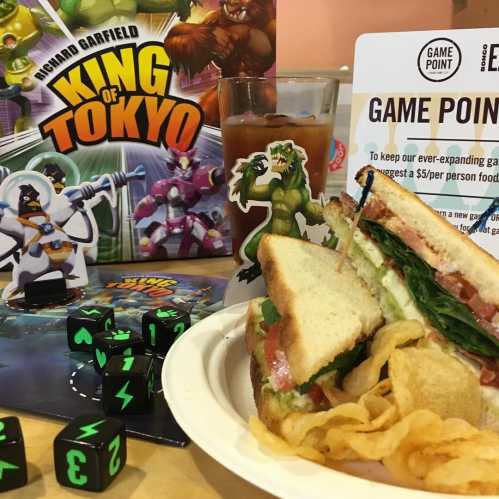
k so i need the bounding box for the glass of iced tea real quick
[219,76,338,273]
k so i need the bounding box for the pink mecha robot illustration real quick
[133,148,226,258]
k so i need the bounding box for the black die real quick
[67,305,115,352]
[54,414,126,492]
[0,417,27,492]
[93,329,145,374]
[102,355,154,415]
[142,306,191,355]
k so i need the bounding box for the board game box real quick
[0,0,277,269]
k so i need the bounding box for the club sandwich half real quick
[324,166,499,388]
[246,234,384,432]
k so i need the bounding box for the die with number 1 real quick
[142,305,191,354]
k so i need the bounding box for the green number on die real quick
[174,322,185,336]
[0,422,5,442]
[122,357,134,372]
[108,435,121,477]
[149,323,156,346]
[66,449,88,486]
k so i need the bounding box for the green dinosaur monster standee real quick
[229,141,324,282]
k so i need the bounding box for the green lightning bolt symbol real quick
[0,460,19,480]
[76,419,106,440]
[81,308,100,316]
[115,381,133,411]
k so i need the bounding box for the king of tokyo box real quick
[0,0,277,278]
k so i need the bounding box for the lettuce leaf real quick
[261,299,281,326]
[362,219,499,357]
[297,342,367,394]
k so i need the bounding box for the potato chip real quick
[424,457,499,495]
[248,319,499,495]
[317,378,358,407]
[389,347,481,425]
[325,409,438,461]
[249,416,294,455]
[419,431,499,460]
[339,380,398,433]
[249,416,325,463]
[281,403,371,447]
[252,403,499,494]
[382,447,426,490]
[281,380,396,448]
[343,320,425,396]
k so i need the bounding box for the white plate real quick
[162,302,474,499]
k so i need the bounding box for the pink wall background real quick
[277,0,453,70]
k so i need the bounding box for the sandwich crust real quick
[245,297,265,354]
[356,166,499,306]
[249,354,285,434]
[323,200,347,229]
[247,299,288,434]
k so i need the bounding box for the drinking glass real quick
[219,76,339,263]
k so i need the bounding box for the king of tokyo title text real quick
[39,26,203,154]
[369,96,499,125]
[105,276,178,297]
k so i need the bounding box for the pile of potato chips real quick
[250,320,499,495]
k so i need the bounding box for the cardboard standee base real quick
[24,277,68,307]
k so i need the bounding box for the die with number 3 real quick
[54,414,126,492]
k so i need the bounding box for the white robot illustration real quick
[0,165,144,300]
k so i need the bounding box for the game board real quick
[0,267,227,447]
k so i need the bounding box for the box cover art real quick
[0,0,277,272]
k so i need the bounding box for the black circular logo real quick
[418,38,462,82]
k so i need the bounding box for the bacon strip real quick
[363,197,392,220]
[461,351,499,388]
[435,271,499,338]
[339,192,357,218]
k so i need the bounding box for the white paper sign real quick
[348,28,499,257]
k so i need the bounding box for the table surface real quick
[0,257,275,499]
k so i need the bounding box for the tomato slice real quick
[271,351,295,391]
[264,322,281,368]
[468,294,497,322]
[264,322,295,391]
